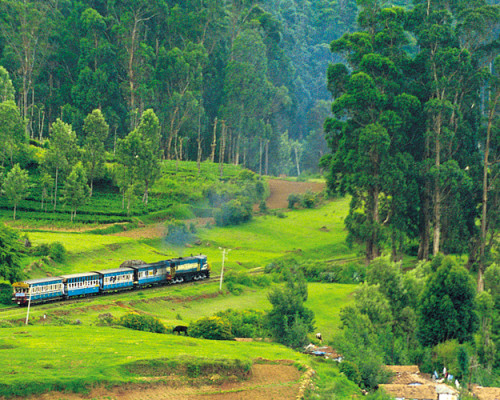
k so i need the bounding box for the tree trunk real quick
[265,140,269,176]
[53,168,59,211]
[294,146,300,176]
[197,107,202,174]
[478,89,500,291]
[13,204,16,220]
[167,106,179,159]
[219,120,226,178]
[143,179,149,205]
[234,132,241,165]
[258,138,263,176]
[210,117,218,163]
[432,111,442,256]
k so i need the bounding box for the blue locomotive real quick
[11,255,209,306]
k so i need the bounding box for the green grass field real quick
[0,324,310,397]
[0,193,363,398]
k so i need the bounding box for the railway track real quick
[0,274,221,316]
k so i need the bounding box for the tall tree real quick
[265,268,315,348]
[0,0,54,136]
[2,164,30,220]
[43,119,79,211]
[61,162,90,222]
[418,257,478,346]
[82,109,109,196]
[116,109,161,205]
[109,0,159,128]
[0,100,27,167]
[478,56,500,291]
[0,65,15,102]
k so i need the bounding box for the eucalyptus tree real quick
[2,164,30,220]
[108,0,161,128]
[43,119,79,211]
[406,0,499,258]
[61,162,90,223]
[0,100,27,167]
[0,66,14,102]
[325,5,420,262]
[154,42,208,160]
[116,109,161,205]
[0,0,55,136]
[82,109,109,196]
[72,7,120,117]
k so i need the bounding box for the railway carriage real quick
[94,268,134,291]
[126,260,171,286]
[61,272,100,298]
[12,277,64,305]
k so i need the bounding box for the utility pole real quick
[25,289,32,325]
[219,247,230,291]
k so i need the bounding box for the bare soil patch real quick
[17,362,302,400]
[264,179,325,210]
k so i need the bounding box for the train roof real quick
[60,272,100,279]
[170,255,206,261]
[93,268,134,274]
[13,277,63,286]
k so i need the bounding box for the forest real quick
[0,0,365,177]
[0,0,499,397]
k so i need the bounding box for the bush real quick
[340,360,362,385]
[301,190,316,208]
[118,313,167,333]
[215,309,266,338]
[287,193,301,209]
[0,280,12,305]
[31,243,51,257]
[214,199,252,227]
[258,200,268,213]
[189,316,233,340]
[49,242,66,263]
[96,313,115,326]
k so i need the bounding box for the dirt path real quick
[264,179,325,209]
[20,362,303,400]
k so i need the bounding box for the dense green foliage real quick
[0,0,360,178]
[266,268,315,348]
[0,280,12,305]
[214,309,266,338]
[324,0,499,266]
[118,313,167,334]
[0,223,24,283]
[189,316,234,340]
[334,255,499,389]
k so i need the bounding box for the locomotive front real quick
[12,282,30,306]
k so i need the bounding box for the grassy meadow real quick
[0,181,363,398]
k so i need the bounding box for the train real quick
[11,255,210,306]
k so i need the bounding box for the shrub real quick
[96,313,115,326]
[189,316,233,340]
[31,243,51,257]
[118,313,167,334]
[0,280,12,305]
[216,309,266,338]
[301,190,316,208]
[214,199,252,227]
[49,242,66,263]
[258,200,268,213]
[340,360,362,385]
[287,193,301,209]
